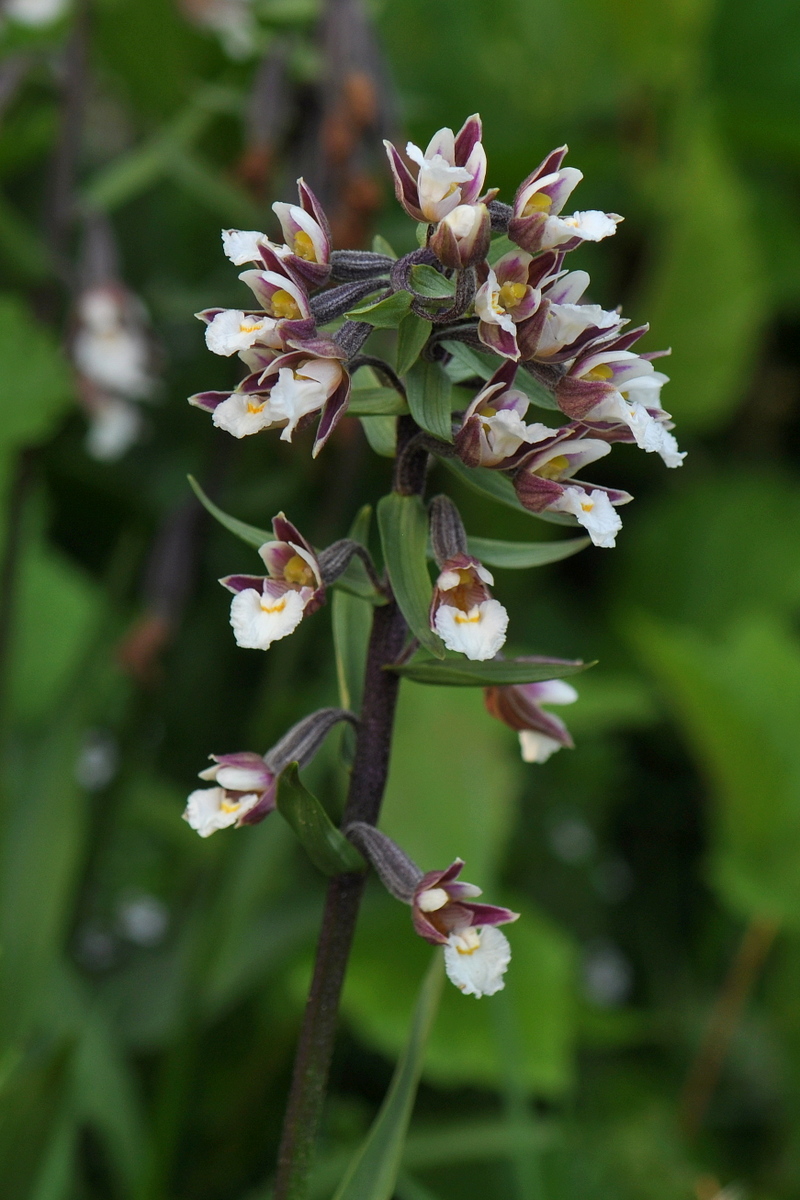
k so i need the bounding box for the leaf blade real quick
[396,314,432,377]
[377,494,444,658]
[276,765,365,876]
[465,535,590,568]
[439,458,577,525]
[390,657,592,687]
[405,361,453,444]
[188,475,270,548]
[332,953,445,1200]
[346,291,413,328]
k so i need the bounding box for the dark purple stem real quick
[272,425,427,1200]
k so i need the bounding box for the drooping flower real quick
[430,553,509,660]
[272,179,332,288]
[485,671,579,762]
[555,334,685,468]
[514,434,632,548]
[184,752,277,837]
[220,514,324,650]
[413,860,518,998]
[455,361,554,468]
[508,145,622,254]
[189,350,350,454]
[429,202,491,269]
[474,251,550,360]
[384,114,489,224]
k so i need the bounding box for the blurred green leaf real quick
[277,764,365,876]
[332,953,444,1200]
[631,615,800,925]
[333,507,374,714]
[396,314,432,377]
[405,361,453,443]
[637,108,765,433]
[0,295,72,477]
[347,291,413,327]
[372,235,398,258]
[465,534,590,568]
[360,416,397,458]
[377,493,444,658]
[390,656,591,687]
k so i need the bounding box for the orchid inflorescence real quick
[184,114,683,999]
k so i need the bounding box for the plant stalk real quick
[273,420,426,1199]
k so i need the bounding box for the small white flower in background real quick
[177,0,257,58]
[82,394,144,463]
[73,285,155,400]
[117,895,169,947]
[74,729,119,791]
[429,553,508,661]
[4,0,69,25]
[443,925,512,998]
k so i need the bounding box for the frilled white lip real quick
[550,486,622,549]
[183,786,260,837]
[433,598,509,661]
[205,310,277,356]
[267,360,341,441]
[542,209,621,248]
[212,392,275,439]
[519,731,564,763]
[443,925,512,998]
[222,228,267,265]
[229,587,306,650]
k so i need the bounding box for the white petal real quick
[481,409,553,464]
[5,0,67,23]
[214,765,268,791]
[444,925,511,998]
[229,588,306,650]
[212,392,275,438]
[519,731,564,763]
[541,210,621,248]
[268,368,328,441]
[551,487,622,549]
[222,229,266,265]
[434,599,509,660]
[205,310,275,356]
[533,679,579,706]
[182,787,259,837]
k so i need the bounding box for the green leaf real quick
[187,475,270,548]
[276,764,365,876]
[347,388,409,417]
[511,367,560,411]
[409,265,455,298]
[377,494,444,658]
[405,361,453,443]
[487,234,516,265]
[441,340,496,383]
[440,458,578,525]
[372,234,398,258]
[360,416,397,458]
[333,507,375,713]
[396,314,432,377]
[332,954,444,1200]
[346,291,413,328]
[465,534,590,568]
[390,657,591,688]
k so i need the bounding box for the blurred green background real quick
[2,0,800,1196]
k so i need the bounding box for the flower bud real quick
[429,203,491,269]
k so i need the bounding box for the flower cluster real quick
[186,113,684,997]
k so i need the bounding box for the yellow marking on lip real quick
[220,799,241,814]
[260,596,288,614]
[453,611,481,625]
[239,321,262,334]
[580,502,594,512]
[246,401,265,415]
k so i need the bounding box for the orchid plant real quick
[184,113,683,1199]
